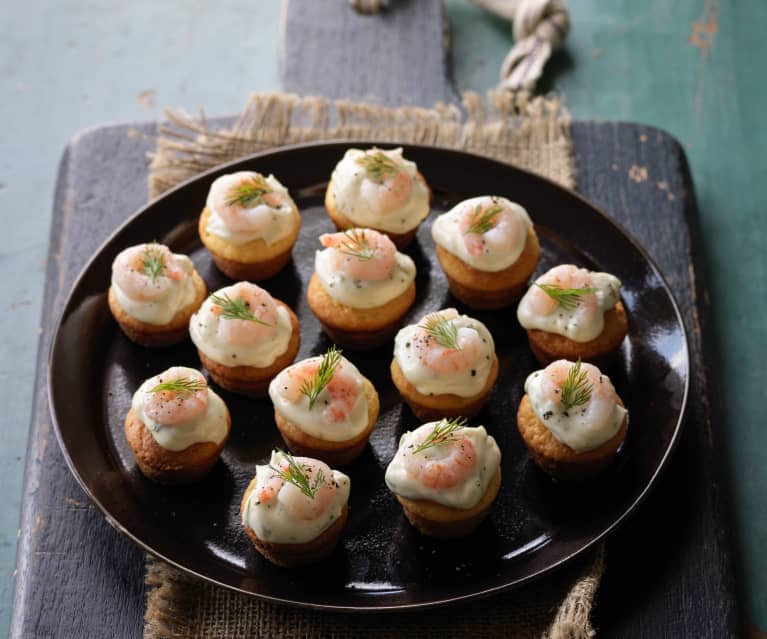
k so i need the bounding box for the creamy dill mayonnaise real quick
[385,423,501,509]
[524,364,627,452]
[268,356,369,442]
[328,148,430,233]
[111,253,197,325]
[131,366,229,452]
[242,451,350,544]
[205,172,296,246]
[393,313,495,398]
[431,195,533,272]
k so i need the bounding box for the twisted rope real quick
[350,0,569,92]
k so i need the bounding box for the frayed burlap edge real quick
[148,90,573,199]
[144,90,602,639]
[144,546,603,639]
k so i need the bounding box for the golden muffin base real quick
[240,476,348,567]
[526,302,629,368]
[124,407,230,485]
[108,270,207,347]
[274,377,380,466]
[395,467,502,538]
[516,394,628,481]
[390,355,499,421]
[324,173,430,250]
[197,302,301,397]
[306,273,415,350]
[198,205,301,281]
[435,226,541,310]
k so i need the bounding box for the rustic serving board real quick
[12,1,741,636]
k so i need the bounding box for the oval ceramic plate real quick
[49,142,688,611]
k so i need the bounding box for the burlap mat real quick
[144,91,603,639]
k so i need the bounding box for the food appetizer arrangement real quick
[106,145,632,567]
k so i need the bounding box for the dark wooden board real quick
[9,120,741,638]
[11,0,741,635]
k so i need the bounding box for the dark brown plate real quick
[48,142,688,611]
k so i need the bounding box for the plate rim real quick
[47,140,690,611]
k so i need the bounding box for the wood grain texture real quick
[281,0,459,106]
[10,120,741,638]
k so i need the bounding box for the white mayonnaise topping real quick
[111,253,197,325]
[242,451,350,544]
[385,423,501,509]
[314,247,416,309]
[204,172,296,246]
[131,367,229,452]
[328,148,430,233]
[431,196,533,272]
[517,269,622,342]
[189,287,294,368]
[393,314,495,398]
[524,366,627,453]
[268,356,369,442]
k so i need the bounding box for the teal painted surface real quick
[2,0,764,634]
[447,1,767,631]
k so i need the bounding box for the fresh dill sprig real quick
[412,417,468,454]
[355,150,401,183]
[420,313,461,351]
[300,346,343,410]
[149,377,207,394]
[463,203,504,235]
[210,293,273,326]
[535,283,597,312]
[560,358,594,413]
[141,242,165,283]
[225,175,271,207]
[269,451,326,499]
[338,228,378,261]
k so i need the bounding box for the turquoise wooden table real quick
[1,1,764,636]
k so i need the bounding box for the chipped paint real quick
[689,0,719,61]
[628,165,648,183]
[137,88,156,110]
[689,0,719,116]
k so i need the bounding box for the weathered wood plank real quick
[282,0,458,106]
[10,120,740,638]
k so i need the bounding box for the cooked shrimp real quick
[281,357,360,423]
[412,309,483,374]
[209,171,287,233]
[319,228,396,281]
[210,282,278,345]
[458,197,525,257]
[526,264,598,319]
[540,359,616,423]
[112,243,186,302]
[142,367,208,425]
[257,456,336,520]
[358,149,414,215]
[403,427,477,489]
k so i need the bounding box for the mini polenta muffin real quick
[431,195,540,309]
[108,242,207,346]
[391,308,499,421]
[199,171,301,280]
[307,228,416,350]
[385,418,502,538]
[325,147,430,249]
[517,359,628,480]
[241,450,350,567]
[517,264,628,367]
[269,346,380,466]
[189,282,300,396]
[124,366,230,484]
